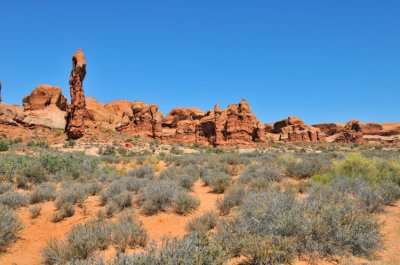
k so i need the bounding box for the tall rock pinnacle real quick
[66,49,87,139]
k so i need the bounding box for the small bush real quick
[0,205,21,251]
[0,139,9,152]
[42,238,69,265]
[52,203,75,222]
[0,182,13,194]
[114,233,227,265]
[217,185,246,215]
[0,191,27,208]
[128,166,154,179]
[173,191,200,215]
[111,191,132,210]
[140,180,178,215]
[186,211,218,234]
[30,205,42,219]
[209,174,231,193]
[67,220,111,259]
[29,183,56,204]
[178,175,197,190]
[23,164,47,183]
[239,163,283,184]
[112,213,148,252]
[55,185,87,209]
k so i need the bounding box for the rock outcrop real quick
[273,116,325,142]
[116,101,163,138]
[22,85,67,111]
[66,49,87,139]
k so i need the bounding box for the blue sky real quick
[0,0,399,124]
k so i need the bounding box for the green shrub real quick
[0,205,21,252]
[0,139,9,152]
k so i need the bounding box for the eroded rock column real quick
[66,49,87,139]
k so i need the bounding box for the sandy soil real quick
[0,183,398,265]
[0,180,221,265]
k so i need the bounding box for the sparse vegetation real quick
[0,205,21,252]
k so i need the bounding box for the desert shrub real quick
[0,191,27,208]
[217,185,246,215]
[23,164,47,183]
[114,233,227,265]
[0,182,13,194]
[83,182,102,196]
[15,175,30,189]
[43,220,113,263]
[55,185,87,209]
[30,205,42,219]
[186,211,218,234]
[240,235,297,264]
[332,177,400,213]
[239,163,283,184]
[158,167,178,180]
[208,174,232,193]
[178,175,197,190]
[128,166,154,179]
[139,180,178,215]
[52,203,75,222]
[105,201,119,218]
[29,182,56,204]
[315,153,400,185]
[111,191,132,210]
[173,191,200,215]
[42,238,69,265]
[0,205,21,251]
[0,138,9,152]
[67,220,112,259]
[216,186,381,263]
[284,154,332,179]
[111,213,148,252]
[100,181,125,205]
[123,176,146,193]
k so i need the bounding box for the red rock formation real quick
[22,85,67,111]
[274,116,325,142]
[116,101,163,139]
[312,123,344,136]
[332,120,364,143]
[66,49,87,139]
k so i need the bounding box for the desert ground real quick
[0,138,399,265]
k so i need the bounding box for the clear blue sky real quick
[0,0,399,124]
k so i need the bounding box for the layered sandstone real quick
[66,49,87,139]
[116,101,163,139]
[22,85,67,111]
[273,116,325,142]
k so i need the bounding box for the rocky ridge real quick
[1,49,399,146]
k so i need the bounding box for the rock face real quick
[273,116,325,142]
[116,101,163,138]
[160,99,265,146]
[66,49,87,139]
[22,85,67,111]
